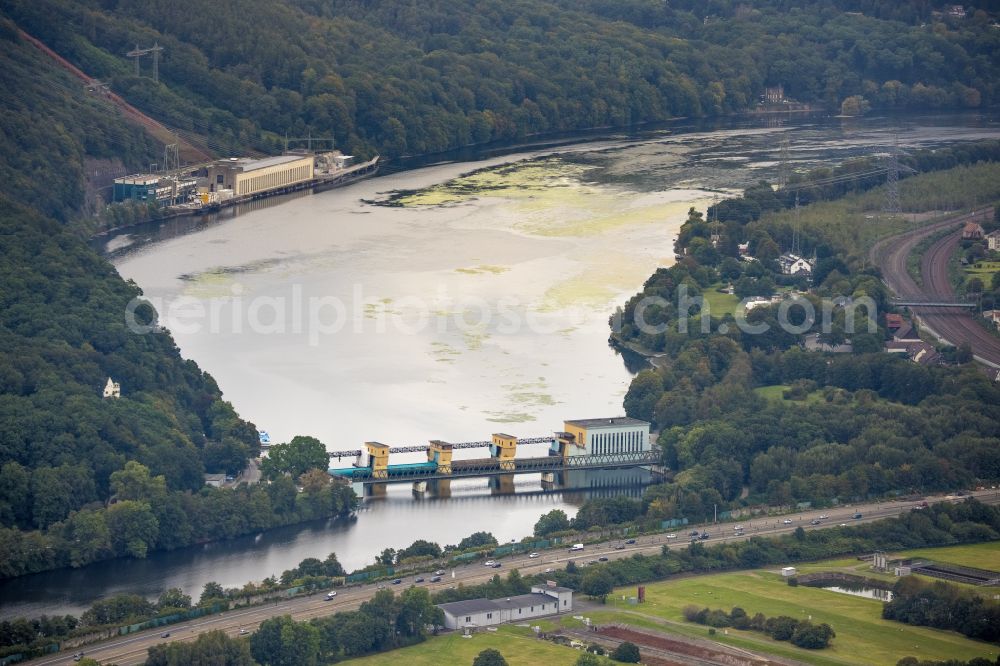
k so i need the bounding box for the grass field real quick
[892,541,1000,570]
[965,261,1000,277]
[702,287,740,317]
[344,624,582,665]
[345,543,1000,665]
[602,568,998,666]
[754,384,825,404]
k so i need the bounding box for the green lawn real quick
[892,541,1000,570]
[754,385,825,404]
[702,287,740,317]
[343,625,582,665]
[597,568,998,666]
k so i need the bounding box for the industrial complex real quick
[111,149,379,213]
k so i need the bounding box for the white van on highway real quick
[569,543,584,552]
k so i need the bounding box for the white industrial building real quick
[438,585,573,630]
[205,154,314,197]
[554,417,651,458]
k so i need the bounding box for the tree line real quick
[3,0,999,164]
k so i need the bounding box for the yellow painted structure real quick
[365,441,390,479]
[551,430,583,459]
[206,154,314,197]
[428,440,453,474]
[490,433,517,470]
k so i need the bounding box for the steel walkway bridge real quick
[330,449,661,485]
[891,298,975,308]
[327,437,554,460]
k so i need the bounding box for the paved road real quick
[870,207,1000,367]
[32,490,1000,666]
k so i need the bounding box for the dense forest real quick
[2,0,999,163]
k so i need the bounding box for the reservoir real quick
[2,112,998,619]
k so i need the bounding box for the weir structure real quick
[327,417,658,489]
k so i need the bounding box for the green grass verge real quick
[343,625,582,665]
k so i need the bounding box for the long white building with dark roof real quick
[437,584,573,630]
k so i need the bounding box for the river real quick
[2,112,998,619]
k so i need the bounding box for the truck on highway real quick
[569,543,584,552]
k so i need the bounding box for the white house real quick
[438,585,573,630]
[778,253,813,276]
[103,377,121,399]
[985,230,1000,251]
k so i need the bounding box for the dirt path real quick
[17,28,211,163]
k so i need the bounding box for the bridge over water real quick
[326,418,661,487]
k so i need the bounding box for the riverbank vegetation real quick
[604,155,1000,529]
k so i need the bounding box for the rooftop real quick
[493,593,553,610]
[564,417,650,430]
[437,598,500,616]
[221,154,312,172]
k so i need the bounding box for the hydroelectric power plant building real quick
[205,154,315,196]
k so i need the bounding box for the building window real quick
[518,609,522,614]
[563,600,567,606]
[465,616,471,622]
[487,613,492,619]
[530,606,534,611]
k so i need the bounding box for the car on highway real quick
[853,512,863,519]
[484,560,497,566]
[733,525,743,531]
[528,552,540,558]
[414,577,425,583]
[73,654,84,662]
[161,632,171,638]
[689,530,700,537]
[392,578,402,584]
[434,569,446,576]
[239,628,250,635]
[544,568,554,573]
[377,583,386,589]
[810,519,821,525]
[430,575,443,582]
[839,523,848,527]
[491,562,502,568]
[700,532,710,540]
[625,539,636,544]
[666,533,676,539]
[325,591,337,600]
[614,544,625,550]
[599,556,609,561]
[819,515,829,519]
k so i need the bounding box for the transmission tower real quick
[125,43,165,82]
[778,138,790,189]
[884,136,901,216]
[162,143,179,173]
[791,192,801,255]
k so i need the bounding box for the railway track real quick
[870,208,1000,368]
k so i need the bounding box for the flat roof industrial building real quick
[437,585,573,630]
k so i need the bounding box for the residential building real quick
[438,585,573,630]
[962,222,984,240]
[203,473,226,488]
[985,230,1000,251]
[102,377,120,399]
[778,253,813,276]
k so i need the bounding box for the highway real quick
[29,489,1000,666]
[870,207,1000,367]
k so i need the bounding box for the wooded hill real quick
[3,0,999,161]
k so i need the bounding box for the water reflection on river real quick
[2,113,998,619]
